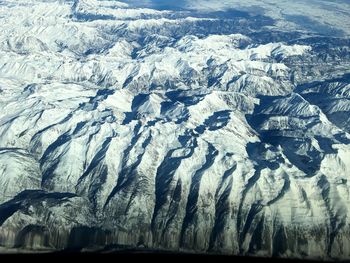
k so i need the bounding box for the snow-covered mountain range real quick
[0,0,350,260]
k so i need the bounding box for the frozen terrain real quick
[0,0,350,260]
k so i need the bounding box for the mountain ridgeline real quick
[0,0,350,260]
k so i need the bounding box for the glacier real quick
[0,0,350,260]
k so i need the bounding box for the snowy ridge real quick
[0,0,350,260]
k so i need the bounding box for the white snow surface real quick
[0,0,350,260]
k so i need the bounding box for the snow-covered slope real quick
[0,0,350,260]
